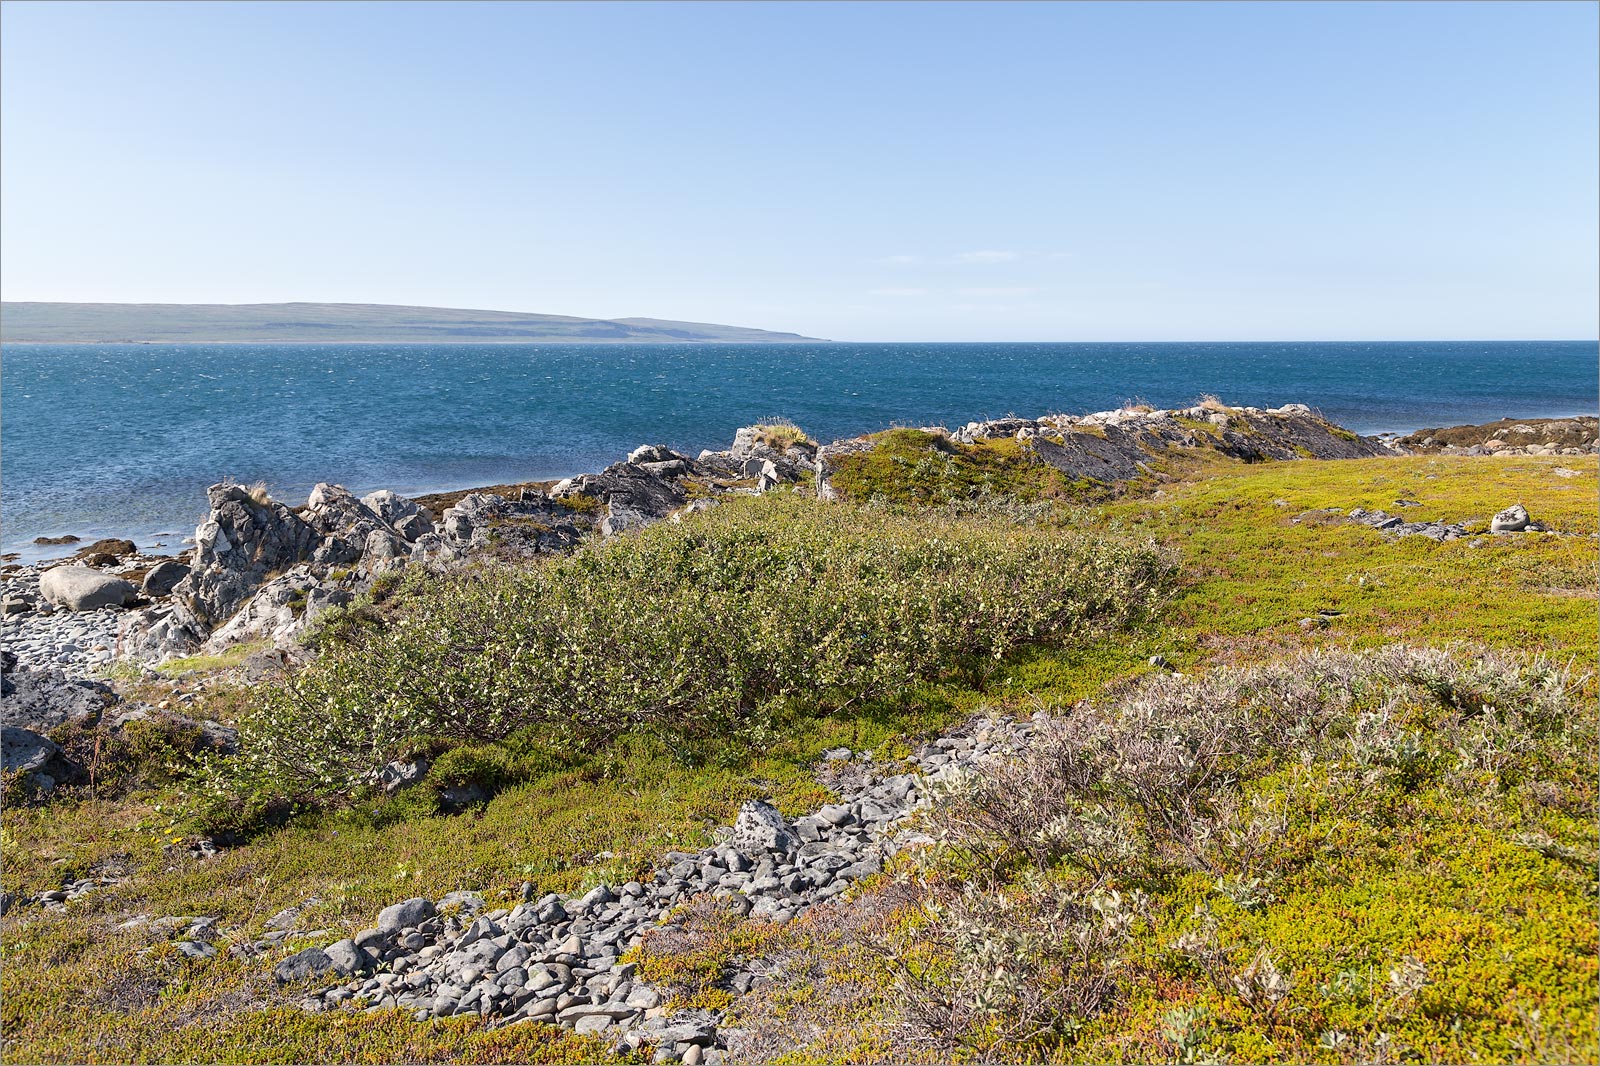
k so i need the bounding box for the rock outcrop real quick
[181,483,322,626]
[101,405,1403,668]
[951,402,1390,483]
[1397,416,1598,456]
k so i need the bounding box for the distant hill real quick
[0,302,827,344]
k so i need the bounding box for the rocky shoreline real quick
[2,404,1592,801]
[5,406,1595,683]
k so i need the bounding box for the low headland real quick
[0,301,827,345]
[2,399,1595,1064]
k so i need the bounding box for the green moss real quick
[156,641,272,678]
[827,429,1073,505]
[556,493,602,515]
[1098,454,1598,661]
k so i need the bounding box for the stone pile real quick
[1343,507,1470,541]
[1299,502,1552,543]
[266,714,1043,1061]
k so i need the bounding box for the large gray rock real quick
[322,938,375,976]
[199,568,353,652]
[435,492,592,558]
[303,483,388,546]
[118,605,205,664]
[360,489,429,534]
[729,800,799,854]
[0,668,114,731]
[1,726,64,774]
[378,756,430,793]
[141,560,190,597]
[274,946,335,983]
[1,725,84,793]
[38,567,136,611]
[377,897,436,933]
[1490,504,1530,533]
[361,529,409,572]
[553,464,686,537]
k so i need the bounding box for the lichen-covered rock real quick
[360,489,429,535]
[200,568,353,653]
[946,403,1390,486]
[274,946,335,983]
[1490,504,1531,533]
[729,800,799,854]
[303,483,388,546]
[1,725,84,793]
[435,491,594,557]
[377,897,436,933]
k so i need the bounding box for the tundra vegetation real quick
[1,438,1595,1064]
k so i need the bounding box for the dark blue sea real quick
[3,340,1595,557]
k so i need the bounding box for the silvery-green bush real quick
[231,494,1176,794]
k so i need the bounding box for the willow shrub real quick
[226,494,1175,798]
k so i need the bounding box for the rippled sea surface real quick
[3,340,1594,555]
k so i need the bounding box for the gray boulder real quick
[627,444,683,465]
[2,726,63,774]
[39,567,136,611]
[729,800,799,854]
[274,946,335,983]
[322,938,375,976]
[303,483,388,545]
[200,568,352,652]
[377,897,436,933]
[0,668,114,731]
[141,560,190,597]
[1490,504,1530,533]
[118,605,204,664]
[378,756,430,793]
[361,529,409,572]
[1,726,84,793]
[360,489,426,531]
[434,492,592,558]
[393,512,434,542]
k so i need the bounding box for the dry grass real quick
[752,421,814,450]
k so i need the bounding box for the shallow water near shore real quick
[2,339,1595,557]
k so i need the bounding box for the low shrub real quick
[219,494,1175,802]
[907,646,1597,1061]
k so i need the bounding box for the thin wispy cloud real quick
[873,250,1025,266]
[868,287,929,297]
[951,250,1019,264]
[957,286,1038,298]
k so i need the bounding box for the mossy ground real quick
[827,428,1084,504]
[3,451,1594,1063]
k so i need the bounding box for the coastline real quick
[5,406,1597,564]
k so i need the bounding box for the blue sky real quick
[2,1,1595,341]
